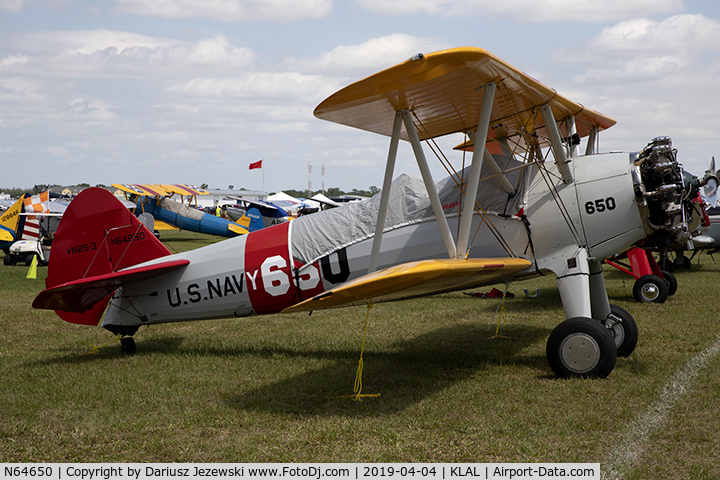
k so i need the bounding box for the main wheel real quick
[547,317,617,378]
[604,304,639,357]
[660,270,677,296]
[632,274,669,303]
[120,337,137,355]
[3,254,16,266]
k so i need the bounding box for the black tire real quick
[674,255,691,269]
[660,270,677,296]
[120,337,137,355]
[547,317,617,378]
[605,304,639,357]
[3,254,16,266]
[658,256,674,272]
[632,274,669,303]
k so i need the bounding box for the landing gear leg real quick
[546,250,617,378]
[589,261,639,357]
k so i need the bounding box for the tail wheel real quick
[120,337,136,355]
[660,270,677,296]
[547,317,617,378]
[604,304,639,357]
[632,274,669,303]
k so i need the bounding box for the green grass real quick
[2,231,720,477]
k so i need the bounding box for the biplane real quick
[225,196,289,227]
[0,196,27,254]
[112,184,259,237]
[33,48,701,379]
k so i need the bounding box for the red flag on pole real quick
[249,160,263,170]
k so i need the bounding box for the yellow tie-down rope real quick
[489,284,513,339]
[339,299,381,401]
[86,334,122,355]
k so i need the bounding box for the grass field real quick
[2,230,720,478]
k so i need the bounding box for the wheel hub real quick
[641,283,659,301]
[604,317,626,349]
[559,333,601,374]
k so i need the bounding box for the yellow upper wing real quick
[160,184,210,196]
[282,257,532,314]
[112,184,209,198]
[314,47,615,146]
[112,184,172,197]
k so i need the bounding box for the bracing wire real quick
[410,111,516,257]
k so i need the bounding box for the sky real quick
[1,0,720,194]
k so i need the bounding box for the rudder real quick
[47,188,172,325]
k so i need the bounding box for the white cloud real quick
[575,56,684,84]
[359,0,685,23]
[5,30,256,79]
[0,54,29,69]
[566,14,720,84]
[358,0,444,15]
[58,29,179,56]
[45,146,70,156]
[185,35,256,67]
[167,72,340,104]
[0,0,24,13]
[110,0,333,22]
[313,34,448,72]
[0,77,45,103]
[592,14,720,54]
[67,98,116,121]
[547,13,720,177]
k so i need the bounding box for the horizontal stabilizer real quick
[33,259,190,313]
[282,257,531,314]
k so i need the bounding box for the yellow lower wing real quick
[153,220,179,231]
[282,257,531,314]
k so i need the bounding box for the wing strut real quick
[402,110,458,259]
[566,116,579,158]
[457,82,497,259]
[540,104,573,184]
[462,135,517,196]
[368,111,403,273]
[585,126,598,155]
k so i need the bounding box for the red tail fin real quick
[46,188,172,325]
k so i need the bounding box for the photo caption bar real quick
[0,463,600,480]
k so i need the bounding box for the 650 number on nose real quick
[585,197,616,215]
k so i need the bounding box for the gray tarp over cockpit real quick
[157,197,206,220]
[289,155,529,267]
